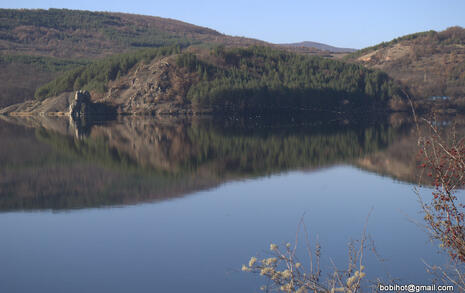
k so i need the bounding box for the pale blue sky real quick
[2,0,465,49]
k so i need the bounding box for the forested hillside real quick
[30,46,403,114]
[178,46,401,111]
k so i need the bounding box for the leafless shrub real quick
[416,116,465,262]
[242,217,373,293]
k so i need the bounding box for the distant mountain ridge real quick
[280,41,356,53]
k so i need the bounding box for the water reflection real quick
[0,113,460,211]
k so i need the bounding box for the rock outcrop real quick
[69,90,91,119]
[0,90,115,118]
[0,91,74,116]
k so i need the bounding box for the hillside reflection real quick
[0,113,457,211]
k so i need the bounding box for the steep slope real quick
[346,27,465,99]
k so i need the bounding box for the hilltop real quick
[345,26,465,99]
[0,8,268,59]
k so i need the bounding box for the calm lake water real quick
[0,114,458,292]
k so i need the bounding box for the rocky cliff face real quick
[101,56,198,115]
